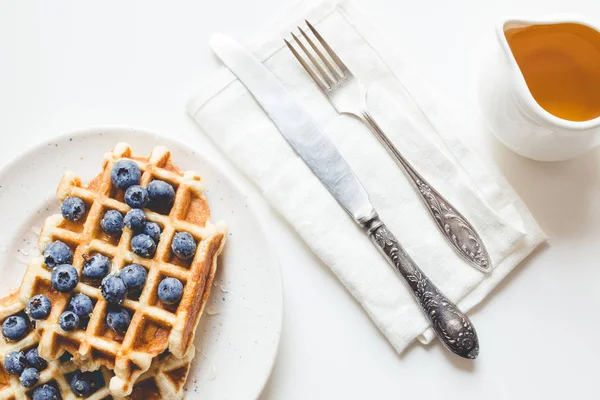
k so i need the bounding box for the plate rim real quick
[0,125,284,399]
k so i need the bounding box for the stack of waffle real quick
[0,143,227,399]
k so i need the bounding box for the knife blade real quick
[209,33,376,225]
[210,34,480,359]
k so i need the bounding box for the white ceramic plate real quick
[0,127,282,400]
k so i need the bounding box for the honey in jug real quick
[505,23,600,122]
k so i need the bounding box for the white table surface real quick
[1,1,599,399]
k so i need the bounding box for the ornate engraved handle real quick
[361,111,491,272]
[363,216,479,359]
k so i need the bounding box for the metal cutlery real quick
[211,34,479,359]
[285,21,491,273]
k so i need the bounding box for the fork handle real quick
[363,216,479,359]
[360,111,491,272]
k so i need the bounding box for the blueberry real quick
[26,294,52,320]
[101,275,126,305]
[111,159,141,190]
[100,210,124,236]
[106,307,131,334]
[25,348,47,370]
[2,315,29,341]
[143,222,161,243]
[125,185,149,209]
[158,277,184,305]
[124,209,146,231]
[131,234,156,258]
[20,367,40,388]
[82,253,110,280]
[69,294,94,317]
[61,197,86,222]
[59,311,79,331]
[147,180,175,210]
[32,383,59,400]
[51,264,79,292]
[43,240,73,269]
[120,264,147,291]
[171,232,197,260]
[3,351,26,375]
[70,370,97,397]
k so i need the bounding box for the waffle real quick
[0,291,195,400]
[17,143,227,396]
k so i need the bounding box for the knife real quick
[210,34,479,359]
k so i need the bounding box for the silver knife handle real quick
[363,216,479,359]
[361,111,491,272]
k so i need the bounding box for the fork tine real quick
[284,38,329,92]
[298,27,343,80]
[291,32,336,88]
[305,20,349,74]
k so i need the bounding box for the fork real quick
[285,21,491,273]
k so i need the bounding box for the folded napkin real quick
[186,0,546,353]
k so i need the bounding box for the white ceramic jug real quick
[478,15,600,161]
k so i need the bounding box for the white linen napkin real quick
[186,0,547,353]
